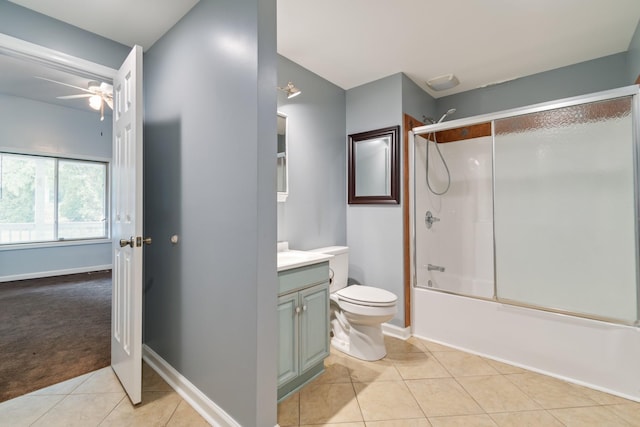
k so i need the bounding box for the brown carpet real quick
[0,271,111,402]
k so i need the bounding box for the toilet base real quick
[331,322,387,361]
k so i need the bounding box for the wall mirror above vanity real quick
[348,125,400,204]
[277,112,289,202]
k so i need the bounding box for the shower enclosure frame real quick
[409,85,640,327]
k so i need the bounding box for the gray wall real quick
[0,1,128,69]
[143,1,277,425]
[277,55,346,249]
[0,2,128,282]
[402,74,436,123]
[436,52,630,119]
[346,73,405,327]
[0,95,113,281]
[629,18,640,84]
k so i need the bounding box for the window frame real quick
[0,149,110,248]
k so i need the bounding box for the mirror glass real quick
[348,125,400,204]
[277,113,288,201]
[354,136,392,196]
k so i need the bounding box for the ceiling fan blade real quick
[103,96,113,110]
[34,76,94,94]
[57,94,93,99]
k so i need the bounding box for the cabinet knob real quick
[295,306,301,314]
[302,305,307,311]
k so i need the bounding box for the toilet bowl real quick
[309,246,398,361]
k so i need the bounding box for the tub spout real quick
[427,264,445,272]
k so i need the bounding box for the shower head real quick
[422,115,436,125]
[437,108,456,123]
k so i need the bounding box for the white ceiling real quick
[277,0,640,97]
[4,0,640,101]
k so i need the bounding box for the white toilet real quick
[309,246,397,361]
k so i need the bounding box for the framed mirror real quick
[348,125,400,204]
[277,112,288,202]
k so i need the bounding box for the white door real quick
[111,45,144,405]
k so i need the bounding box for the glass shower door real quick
[493,96,638,324]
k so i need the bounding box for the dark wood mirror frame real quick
[348,125,400,204]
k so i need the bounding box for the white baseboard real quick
[382,322,412,340]
[142,345,241,427]
[0,265,112,283]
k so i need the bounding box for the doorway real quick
[0,33,142,402]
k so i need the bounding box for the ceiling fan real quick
[35,76,114,121]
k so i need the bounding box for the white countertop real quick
[277,250,333,272]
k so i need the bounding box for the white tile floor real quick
[2,337,640,426]
[0,362,208,427]
[277,336,640,427]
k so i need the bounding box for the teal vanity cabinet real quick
[277,261,330,401]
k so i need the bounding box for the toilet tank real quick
[308,246,348,293]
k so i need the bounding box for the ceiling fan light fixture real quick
[88,94,102,110]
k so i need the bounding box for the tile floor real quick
[0,362,209,427]
[2,336,639,426]
[277,336,640,427]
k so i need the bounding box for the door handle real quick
[119,237,135,248]
[136,236,153,247]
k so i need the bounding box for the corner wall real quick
[143,1,277,425]
[276,55,346,250]
[402,74,436,123]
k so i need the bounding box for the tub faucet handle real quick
[425,211,440,229]
[427,264,445,272]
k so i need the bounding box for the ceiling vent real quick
[426,74,459,91]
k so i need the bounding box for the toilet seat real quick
[335,285,397,307]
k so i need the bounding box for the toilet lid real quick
[336,285,397,307]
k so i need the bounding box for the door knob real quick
[119,237,135,248]
[135,236,153,247]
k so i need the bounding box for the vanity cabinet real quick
[277,262,330,401]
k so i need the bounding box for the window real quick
[0,153,108,244]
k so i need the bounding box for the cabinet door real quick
[277,293,299,387]
[299,283,330,373]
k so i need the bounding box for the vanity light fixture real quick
[278,81,302,99]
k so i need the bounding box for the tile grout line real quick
[349,380,366,425]
[499,371,579,425]
[399,375,430,423]
[27,394,67,427]
[164,399,183,427]
[97,394,127,426]
[26,368,99,426]
[388,347,437,422]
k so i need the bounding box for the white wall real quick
[413,135,494,298]
[413,289,640,401]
